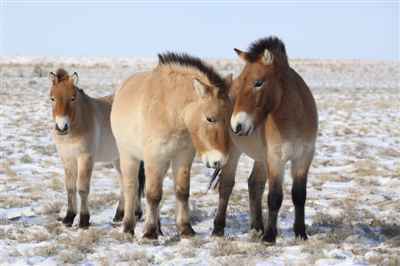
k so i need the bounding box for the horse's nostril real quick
[213,161,221,169]
[235,123,242,134]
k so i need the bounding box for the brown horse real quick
[111,53,232,238]
[49,69,145,228]
[212,37,318,243]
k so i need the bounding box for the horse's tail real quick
[138,161,145,197]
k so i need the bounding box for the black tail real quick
[208,168,221,191]
[138,161,145,197]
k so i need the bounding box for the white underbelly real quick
[230,127,265,161]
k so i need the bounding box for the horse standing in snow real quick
[49,69,144,228]
[212,37,318,243]
[111,53,232,238]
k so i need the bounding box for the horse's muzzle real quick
[55,124,69,135]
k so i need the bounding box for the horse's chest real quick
[230,129,265,161]
[55,141,86,160]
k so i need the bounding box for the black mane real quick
[158,52,227,91]
[55,68,69,82]
[246,36,288,66]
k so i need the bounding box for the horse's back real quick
[90,94,119,162]
[286,67,318,140]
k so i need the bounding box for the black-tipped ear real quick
[234,48,248,62]
[49,72,57,84]
[71,72,79,85]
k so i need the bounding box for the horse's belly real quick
[230,128,265,161]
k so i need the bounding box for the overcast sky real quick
[1,1,398,60]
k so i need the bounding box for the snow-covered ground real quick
[0,57,399,265]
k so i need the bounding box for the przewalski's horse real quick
[49,69,145,228]
[111,53,232,238]
[212,37,318,243]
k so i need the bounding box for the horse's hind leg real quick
[248,161,266,233]
[262,155,285,243]
[63,160,78,226]
[172,149,196,237]
[112,159,124,222]
[143,159,169,239]
[212,146,241,236]
[291,149,314,240]
[120,155,141,234]
[113,160,145,222]
[77,154,94,228]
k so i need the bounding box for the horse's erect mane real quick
[157,52,227,92]
[53,68,86,95]
[55,68,70,82]
[246,36,289,67]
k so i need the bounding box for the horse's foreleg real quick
[262,154,284,243]
[172,149,195,237]
[63,160,78,226]
[143,160,169,239]
[212,147,241,236]
[77,154,93,228]
[248,161,266,233]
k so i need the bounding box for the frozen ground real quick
[0,57,399,265]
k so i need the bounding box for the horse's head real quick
[49,69,79,135]
[184,74,233,169]
[230,37,288,136]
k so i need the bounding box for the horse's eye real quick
[71,97,75,102]
[51,97,55,102]
[206,117,217,123]
[254,80,264,88]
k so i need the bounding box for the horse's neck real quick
[72,92,91,132]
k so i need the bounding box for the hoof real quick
[122,220,135,235]
[211,226,225,237]
[262,227,277,243]
[143,227,159,239]
[294,223,308,240]
[113,209,124,222]
[135,209,143,221]
[180,224,196,237]
[79,213,90,228]
[250,222,264,234]
[62,211,76,227]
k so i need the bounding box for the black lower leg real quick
[79,213,90,228]
[62,210,76,226]
[263,190,283,243]
[292,179,307,239]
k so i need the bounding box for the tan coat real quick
[111,53,232,237]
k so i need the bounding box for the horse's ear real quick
[49,72,57,84]
[71,72,79,85]
[261,49,273,65]
[193,78,209,98]
[234,48,248,62]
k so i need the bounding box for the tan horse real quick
[212,37,318,243]
[111,53,232,238]
[49,69,145,228]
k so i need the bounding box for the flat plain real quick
[0,57,399,265]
